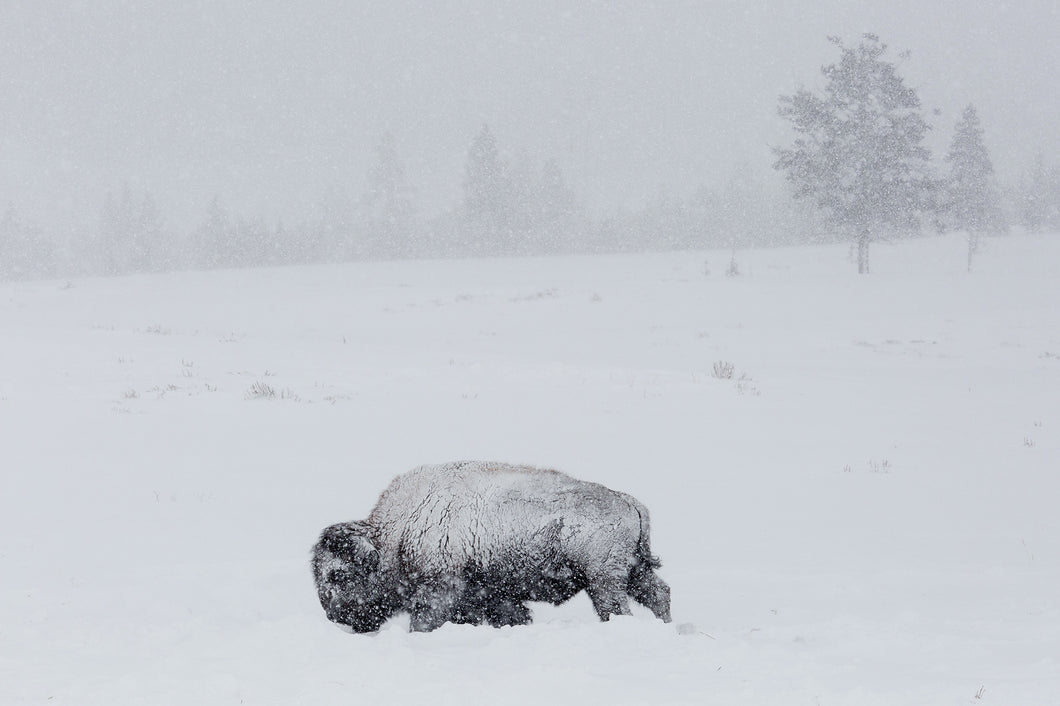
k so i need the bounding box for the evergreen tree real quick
[460,128,579,256]
[535,159,577,253]
[719,162,756,250]
[362,132,416,258]
[501,155,536,253]
[232,216,271,267]
[316,191,357,261]
[0,208,54,280]
[192,196,234,269]
[133,192,166,272]
[463,124,503,220]
[462,124,506,253]
[97,188,167,274]
[943,104,1004,270]
[688,185,725,250]
[98,187,136,275]
[1016,153,1060,233]
[269,219,288,265]
[774,34,934,273]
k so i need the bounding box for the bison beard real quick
[312,461,671,633]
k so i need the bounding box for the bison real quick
[312,460,671,632]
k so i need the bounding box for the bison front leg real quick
[585,573,632,621]
[408,575,466,632]
[485,599,532,628]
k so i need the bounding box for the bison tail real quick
[633,501,662,569]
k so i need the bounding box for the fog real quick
[2,0,1058,249]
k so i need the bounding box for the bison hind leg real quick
[586,574,633,621]
[628,563,671,623]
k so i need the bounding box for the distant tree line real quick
[2,33,1060,281]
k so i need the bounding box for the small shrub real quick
[245,381,276,400]
[868,459,891,473]
[712,361,735,380]
[146,384,180,399]
[735,374,760,396]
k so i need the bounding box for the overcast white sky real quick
[2,0,1057,231]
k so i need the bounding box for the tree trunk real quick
[857,231,871,274]
[967,231,979,273]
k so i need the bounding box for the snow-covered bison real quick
[312,461,671,632]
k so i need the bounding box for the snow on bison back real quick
[312,460,672,632]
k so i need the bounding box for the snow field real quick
[1,232,1058,704]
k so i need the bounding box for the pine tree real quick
[1016,153,1060,233]
[98,187,137,275]
[363,132,417,258]
[943,104,1004,270]
[774,34,934,273]
[501,155,536,252]
[192,196,234,269]
[535,159,576,253]
[463,124,503,220]
[96,188,167,274]
[133,192,165,272]
[462,124,507,254]
[0,208,54,280]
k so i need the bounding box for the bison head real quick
[312,522,400,633]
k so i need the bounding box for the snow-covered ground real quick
[2,233,1058,704]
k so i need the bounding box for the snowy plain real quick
[1,233,1058,705]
